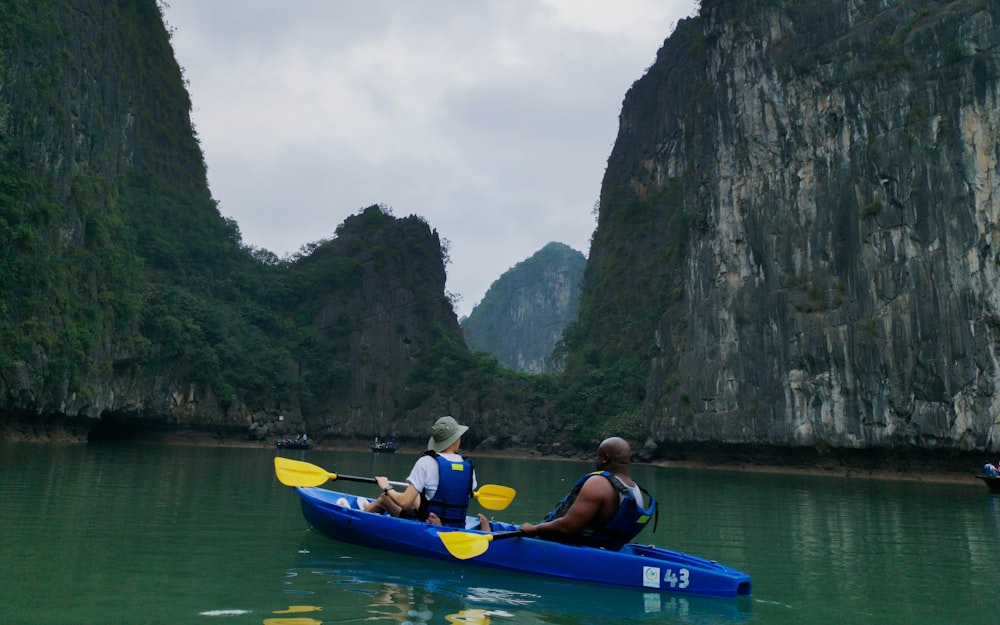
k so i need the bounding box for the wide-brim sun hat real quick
[427,415,469,452]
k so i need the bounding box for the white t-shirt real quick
[406,453,478,501]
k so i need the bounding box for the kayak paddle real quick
[438,530,525,560]
[274,457,406,488]
[470,484,517,510]
[273,457,516,510]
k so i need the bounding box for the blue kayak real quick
[291,486,752,599]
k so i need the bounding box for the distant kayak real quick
[289,486,752,599]
[977,475,1000,493]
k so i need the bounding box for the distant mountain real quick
[461,242,585,373]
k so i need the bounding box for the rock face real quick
[461,242,585,373]
[299,207,465,441]
[584,0,1000,452]
[0,0,222,431]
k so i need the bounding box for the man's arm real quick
[372,476,420,514]
[519,477,614,539]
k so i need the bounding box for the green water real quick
[1,443,996,624]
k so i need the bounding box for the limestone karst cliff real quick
[8,0,1000,463]
[579,0,1000,453]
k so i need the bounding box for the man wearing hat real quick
[364,416,478,527]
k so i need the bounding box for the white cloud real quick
[163,0,699,316]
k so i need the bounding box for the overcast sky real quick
[161,1,699,318]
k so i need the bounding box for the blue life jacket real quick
[420,451,474,528]
[542,470,657,550]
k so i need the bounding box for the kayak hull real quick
[293,486,752,599]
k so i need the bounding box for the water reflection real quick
[672,471,999,624]
[264,604,324,625]
[271,532,752,625]
[262,618,321,625]
[444,609,493,624]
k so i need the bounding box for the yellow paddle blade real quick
[473,484,516,510]
[439,531,494,560]
[262,619,323,625]
[274,457,336,487]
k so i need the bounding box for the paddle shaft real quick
[338,475,511,507]
[334,473,408,489]
[329,470,510,503]
[273,458,515,509]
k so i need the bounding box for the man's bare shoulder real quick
[579,473,617,498]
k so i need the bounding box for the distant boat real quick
[976,475,1000,493]
[276,438,311,450]
[371,438,396,453]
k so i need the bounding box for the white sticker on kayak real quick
[643,566,660,588]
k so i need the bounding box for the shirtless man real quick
[517,437,655,549]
